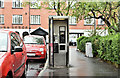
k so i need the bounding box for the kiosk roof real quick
[49,16,69,20]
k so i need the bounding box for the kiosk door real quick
[59,26,66,52]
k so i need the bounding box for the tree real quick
[41,0,76,16]
[23,1,120,32]
[72,2,120,32]
[118,7,120,31]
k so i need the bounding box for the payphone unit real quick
[49,16,69,67]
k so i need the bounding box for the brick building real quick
[0,0,107,39]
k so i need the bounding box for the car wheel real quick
[6,72,13,78]
[6,74,10,78]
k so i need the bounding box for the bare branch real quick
[112,3,120,10]
[103,2,108,13]
[107,2,112,20]
[66,1,70,16]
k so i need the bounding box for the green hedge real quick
[77,35,100,56]
[77,36,87,51]
[97,33,120,64]
[77,34,120,64]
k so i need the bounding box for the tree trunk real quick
[118,7,120,31]
[57,1,60,16]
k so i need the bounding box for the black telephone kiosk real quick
[49,16,69,67]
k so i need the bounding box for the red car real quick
[24,35,47,61]
[0,30,27,78]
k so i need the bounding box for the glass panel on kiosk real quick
[60,45,65,50]
[59,26,66,43]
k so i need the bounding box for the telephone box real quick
[49,16,69,67]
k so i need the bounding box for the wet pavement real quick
[69,46,118,76]
[25,60,45,77]
[39,46,119,77]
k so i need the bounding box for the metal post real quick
[52,17,54,67]
[29,1,31,34]
[66,19,69,67]
[49,19,51,67]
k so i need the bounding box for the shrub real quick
[77,36,87,50]
[97,33,120,64]
[77,33,120,64]
[77,35,100,56]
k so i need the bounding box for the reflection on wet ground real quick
[39,46,119,77]
[26,60,45,77]
[69,46,118,76]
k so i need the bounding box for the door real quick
[16,34,25,65]
[11,33,24,75]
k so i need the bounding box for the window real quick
[49,1,57,9]
[98,18,104,25]
[16,34,23,47]
[59,26,66,43]
[11,33,20,51]
[0,15,4,24]
[0,0,4,8]
[12,15,23,24]
[31,15,40,24]
[24,36,44,44]
[0,32,8,51]
[69,16,76,25]
[66,1,76,9]
[12,0,22,8]
[84,17,94,25]
[30,0,41,9]
[11,33,23,48]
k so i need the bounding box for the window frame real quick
[84,17,95,26]
[12,15,23,24]
[0,0,4,8]
[69,16,77,25]
[30,0,41,9]
[98,18,104,25]
[30,15,40,25]
[12,0,23,9]
[0,14,4,24]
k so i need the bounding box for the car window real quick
[0,33,8,52]
[11,33,20,51]
[16,34,23,47]
[24,36,44,44]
